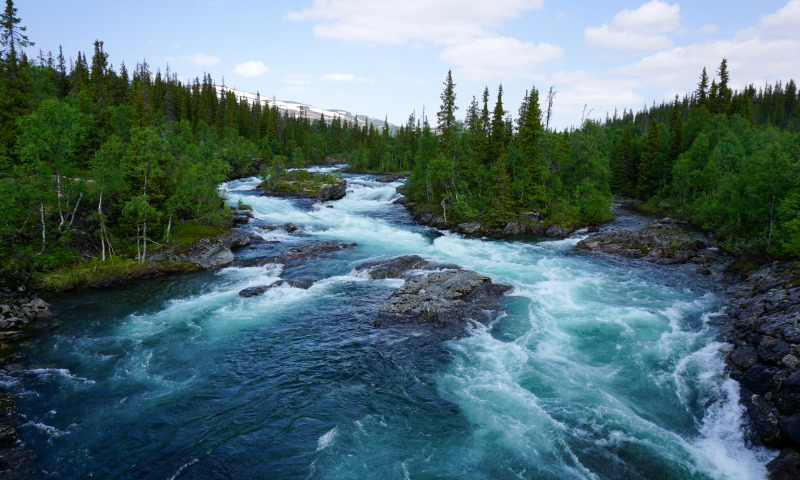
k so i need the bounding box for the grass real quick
[172,223,228,247]
[40,257,200,293]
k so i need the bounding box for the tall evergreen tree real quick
[488,84,506,163]
[436,69,457,148]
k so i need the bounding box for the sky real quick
[19,0,800,130]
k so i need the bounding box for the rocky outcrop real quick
[722,262,800,477]
[375,269,512,331]
[148,231,250,269]
[0,293,51,477]
[183,231,251,269]
[355,256,512,333]
[575,220,712,265]
[0,292,52,359]
[317,178,347,201]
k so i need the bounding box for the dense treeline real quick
[407,62,799,257]
[602,59,800,256]
[405,73,614,228]
[0,0,406,285]
[1,0,799,288]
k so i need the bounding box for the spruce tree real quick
[488,84,506,164]
[696,67,709,108]
[436,69,457,148]
[0,0,33,166]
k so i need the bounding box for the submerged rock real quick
[239,280,309,297]
[242,241,357,269]
[355,255,433,279]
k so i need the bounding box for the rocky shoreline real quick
[0,290,53,477]
[574,217,800,479]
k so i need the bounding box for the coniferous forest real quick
[1,0,799,288]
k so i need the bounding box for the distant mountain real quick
[216,86,395,129]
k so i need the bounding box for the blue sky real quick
[21,0,800,130]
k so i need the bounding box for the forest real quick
[0,0,799,289]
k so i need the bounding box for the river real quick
[1,169,773,479]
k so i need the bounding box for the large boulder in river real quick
[356,256,512,332]
[375,269,512,330]
[317,178,347,201]
[185,231,251,268]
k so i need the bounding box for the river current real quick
[2,168,774,479]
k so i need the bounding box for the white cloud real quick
[617,36,800,90]
[440,36,563,81]
[233,60,269,77]
[548,71,644,126]
[699,24,718,34]
[611,0,680,34]
[286,0,544,45]
[758,0,800,38]
[585,0,680,53]
[585,25,673,53]
[322,73,373,83]
[183,53,220,67]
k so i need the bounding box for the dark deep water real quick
[1,169,772,479]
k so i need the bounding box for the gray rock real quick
[503,221,525,235]
[355,255,432,279]
[185,231,250,269]
[317,178,347,201]
[456,222,482,235]
[375,174,402,183]
[731,345,759,370]
[284,223,298,233]
[759,336,791,363]
[239,280,309,297]
[545,225,572,239]
[575,225,707,264]
[766,450,800,480]
[243,241,357,270]
[374,268,512,332]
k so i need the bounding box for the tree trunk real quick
[56,165,66,231]
[37,201,46,255]
[98,191,106,261]
[68,192,82,228]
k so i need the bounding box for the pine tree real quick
[612,123,635,197]
[0,0,33,166]
[488,84,506,163]
[664,100,683,187]
[436,69,457,148]
[637,119,661,198]
[697,67,709,108]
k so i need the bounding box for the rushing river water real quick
[2,169,774,479]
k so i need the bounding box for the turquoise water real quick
[3,170,772,479]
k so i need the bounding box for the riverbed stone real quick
[317,178,347,201]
